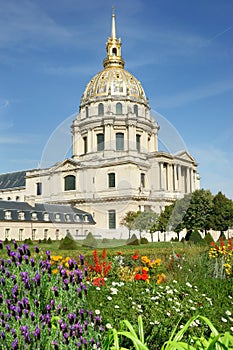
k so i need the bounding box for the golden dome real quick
[81,67,148,106]
[80,10,149,108]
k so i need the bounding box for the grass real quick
[0,238,232,349]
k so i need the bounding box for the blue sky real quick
[0,0,232,199]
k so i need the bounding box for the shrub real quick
[186,230,204,245]
[127,233,140,246]
[204,232,214,245]
[59,233,78,250]
[140,237,149,244]
[24,238,33,245]
[82,232,97,248]
[102,238,110,244]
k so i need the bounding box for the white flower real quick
[226,310,232,316]
[106,323,112,329]
[231,326,233,332]
[96,287,100,291]
[186,282,192,288]
[107,296,112,301]
[221,317,228,323]
[168,298,173,302]
[114,305,120,309]
[95,310,101,315]
[173,280,177,284]
[166,311,171,317]
[145,288,150,292]
[190,306,196,311]
[228,295,232,299]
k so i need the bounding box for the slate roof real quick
[0,200,95,224]
[0,171,26,190]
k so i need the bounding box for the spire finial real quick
[111,6,116,39]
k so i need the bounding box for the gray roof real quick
[0,200,95,224]
[0,171,26,190]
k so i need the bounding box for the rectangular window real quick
[97,133,104,151]
[36,182,42,195]
[109,210,116,229]
[5,228,10,239]
[108,173,115,188]
[55,229,59,240]
[83,136,88,154]
[136,134,141,152]
[44,229,48,240]
[32,229,36,240]
[19,229,23,241]
[141,173,145,188]
[116,133,124,150]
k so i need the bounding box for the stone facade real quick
[0,12,200,239]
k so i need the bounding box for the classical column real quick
[190,168,193,192]
[173,164,178,191]
[104,122,114,150]
[159,162,165,190]
[177,165,182,192]
[186,167,190,193]
[127,122,137,151]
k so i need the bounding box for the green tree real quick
[120,211,139,239]
[133,210,158,241]
[183,189,213,234]
[209,191,233,235]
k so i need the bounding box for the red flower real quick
[92,277,105,286]
[102,248,107,260]
[135,274,142,280]
[141,273,149,281]
[132,253,140,260]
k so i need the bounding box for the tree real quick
[133,210,158,241]
[209,192,233,235]
[120,211,139,239]
[182,189,213,234]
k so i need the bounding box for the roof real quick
[0,200,95,224]
[0,171,26,190]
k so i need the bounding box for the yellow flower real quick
[157,273,166,284]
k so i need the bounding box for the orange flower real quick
[132,253,140,260]
[157,273,166,284]
[92,277,105,286]
[117,251,122,255]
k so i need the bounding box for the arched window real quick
[83,136,88,154]
[64,175,76,191]
[134,104,138,117]
[97,133,104,151]
[116,102,122,115]
[116,133,124,150]
[112,47,117,56]
[98,103,104,116]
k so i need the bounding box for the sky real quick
[0,0,232,199]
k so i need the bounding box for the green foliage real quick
[59,233,78,250]
[127,233,140,245]
[204,232,215,245]
[82,232,97,248]
[120,211,140,238]
[210,192,233,232]
[4,238,9,245]
[140,237,149,244]
[186,230,204,245]
[46,237,52,244]
[133,211,158,236]
[24,237,33,245]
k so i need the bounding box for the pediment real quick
[174,150,197,164]
[52,158,79,173]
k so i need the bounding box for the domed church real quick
[0,11,200,239]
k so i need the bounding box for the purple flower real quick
[46,250,51,259]
[12,338,18,350]
[30,258,35,267]
[34,246,39,253]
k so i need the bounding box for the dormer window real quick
[31,212,37,220]
[18,211,25,220]
[75,214,80,222]
[43,213,49,221]
[55,213,61,222]
[5,211,11,220]
[65,214,70,222]
[83,215,89,222]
